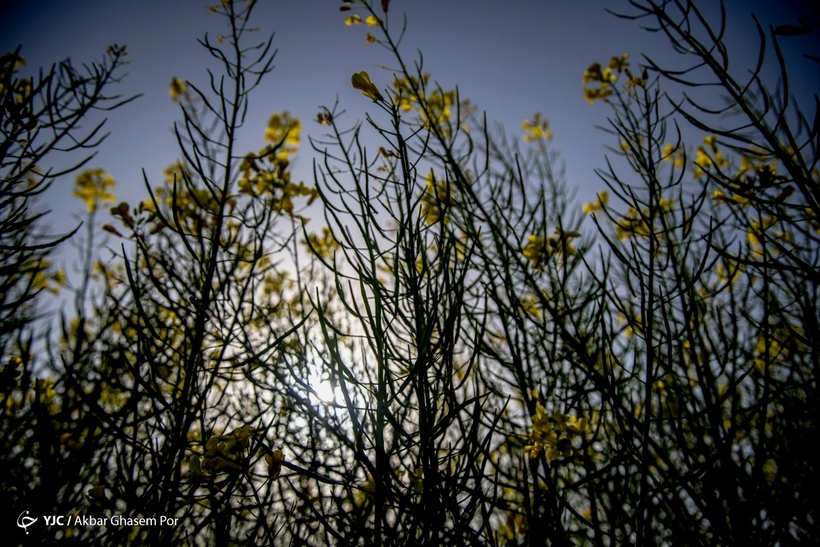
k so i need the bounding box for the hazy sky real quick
[1,0,818,269]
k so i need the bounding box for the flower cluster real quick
[582,191,609,214]
[420,171,455,224]
[0,52,33,106]
[522,227,580,269]
[521,112,553,143]
[264,111,301,155]
[341,3,381,43]
[392,73,428,112]
[752,322,804,376]
[707,145,795,209]
[661,143,686,168]
[29,258,65,295]
[583,53,634,104]
[302,226,341,260]
[73,168,116,213]
[390,74,459,133]
[613,200,673,241]
[144,164,230,228]
[236,112,318,214]
[188,425,262,478]
[524,404,588,461]
[693,135,729,179]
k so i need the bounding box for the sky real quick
[1,0,818,278]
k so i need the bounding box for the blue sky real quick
[1,0,818,270]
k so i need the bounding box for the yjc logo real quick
[17,510,38,534]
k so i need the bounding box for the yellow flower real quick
[523,234,548,268]
[303,227,340,259]
[583,191,609,214]
[583,63,603,85]
[52,268,66,287]
[351,71,383,101]
[522,113,553,142]
[524,405,586,462]
[419,89,456,130]
[608,53,629,72]
[584,87,613,104]
[748,216,777,247]
[394,96,413,112]
[762,459,777,484]
[365,15,379,26]
[137,199,156,215]
[524,404,556,459]
[345,14,362,25]
[164,161,191,185]
[264,111,301,148]
[35,377,57,404]
[614,206,651,241]
[716,263,743,285]
[564,415,589,438]
[169,77,186,102]
[522,228,580,267]
[693,146,711,179]
[264,449,285,480]
[712,189,731,204]
[737,155,753,176]
[73,168,116,212]
[703,135,717,151]
[584,63,603,85]
[420,172,453,224]
[518,294,542,318]
[625,71,645,88]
